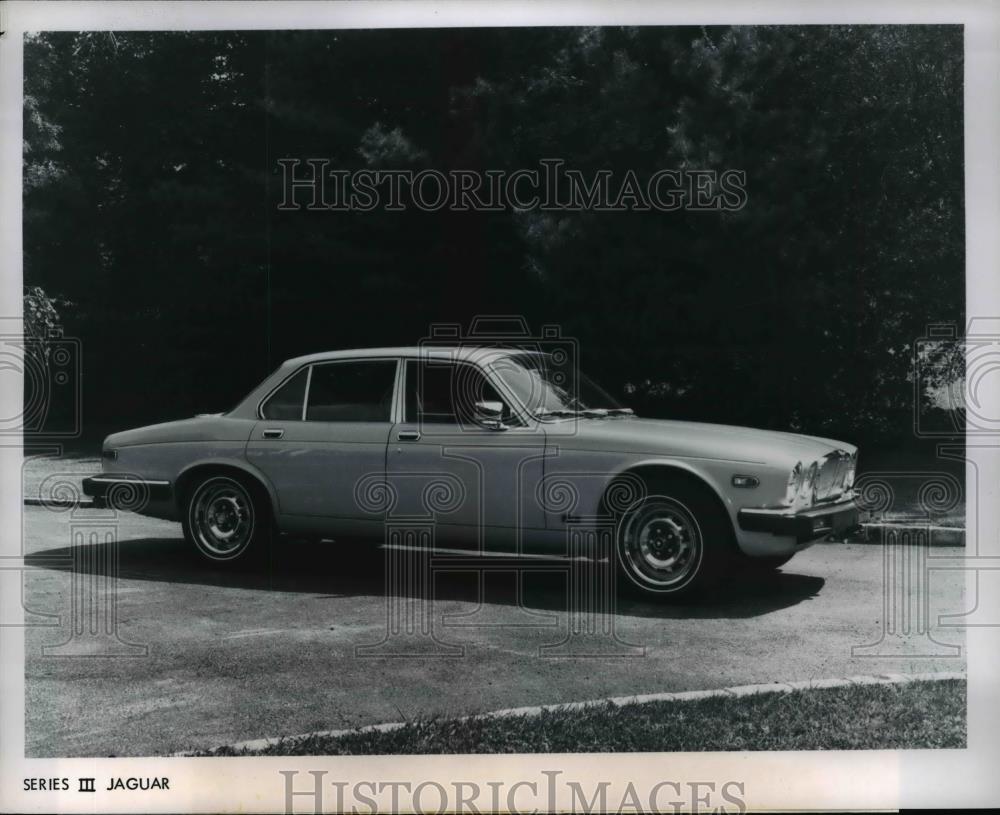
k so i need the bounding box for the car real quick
[83,346,859,598]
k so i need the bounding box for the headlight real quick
[844,454,857,491]
[798,461,819,506]
[784,462,803,505]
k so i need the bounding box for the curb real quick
[854,522,965,547]
[191,670,966,756]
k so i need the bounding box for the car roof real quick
[281,346,546,368]
[227,346,548,420]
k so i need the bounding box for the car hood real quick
[544,416,856,468]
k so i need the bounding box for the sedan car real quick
[83,346,859,598]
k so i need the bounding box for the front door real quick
[385,358,547,550]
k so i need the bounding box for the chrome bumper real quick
[737,497,859,543]
[82,475,173,508]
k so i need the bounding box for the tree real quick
[23,26,963,447]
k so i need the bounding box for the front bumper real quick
[737,497,859,543]
[82,475,173,509]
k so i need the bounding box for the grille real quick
[814,450,856,503]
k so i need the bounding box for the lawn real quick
[201,678,965,756]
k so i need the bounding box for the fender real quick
[174,457,280,516]
[601,456,736,520]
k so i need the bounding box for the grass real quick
[200,679,965,756]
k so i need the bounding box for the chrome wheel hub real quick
[638,517,689,570]
[190,479,254,558]
[207,495,243,539]
[620,499,701,589]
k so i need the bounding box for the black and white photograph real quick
[1,1,999,812]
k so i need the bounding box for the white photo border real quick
[1,1,997,812]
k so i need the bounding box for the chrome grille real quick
[813,450,855,503]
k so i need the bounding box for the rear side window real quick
[260,367,308,420]
[306,360,397,422]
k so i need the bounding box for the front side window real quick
[305,360,397,422]
[490,352,626,417]
[260,367,309,420]
[405,360,516,425]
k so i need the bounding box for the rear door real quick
[246,358,398,520]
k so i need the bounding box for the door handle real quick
[397,431,420,441]
[262,428,284,439]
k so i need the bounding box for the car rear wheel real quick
[183,474,270,565]
[614,479,733,599]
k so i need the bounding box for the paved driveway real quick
[21,505,966,756]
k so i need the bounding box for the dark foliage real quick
[23,27,963,446]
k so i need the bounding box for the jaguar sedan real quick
[83,346,858,598]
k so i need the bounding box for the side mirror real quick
[474,400,507,430]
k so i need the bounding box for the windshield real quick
[490,353,630,418]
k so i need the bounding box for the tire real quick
[182,474,271,566]
[613,478,735,600]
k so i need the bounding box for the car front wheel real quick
[615,481,732,599]
[183,475,269,565]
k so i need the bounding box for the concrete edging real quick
[193,670,966,756]
[856,522,965,547]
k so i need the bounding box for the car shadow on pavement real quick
[26,537,825,620]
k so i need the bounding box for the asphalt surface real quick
[22,505,966,757]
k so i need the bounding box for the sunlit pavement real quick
[21,505,966,756]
